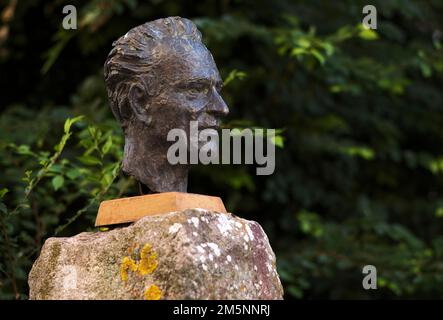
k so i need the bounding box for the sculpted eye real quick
[186,84,208,98]
[187,88,200,96]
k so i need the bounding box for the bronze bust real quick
[104,17,229,194]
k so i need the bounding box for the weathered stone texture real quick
[29,209,283,300]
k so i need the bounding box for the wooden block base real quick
[95,192,227,227]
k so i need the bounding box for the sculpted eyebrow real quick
[176,78,210,88]
[175,78,222,90]
[189,78,211,85]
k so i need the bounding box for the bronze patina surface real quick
[104,17,229,193]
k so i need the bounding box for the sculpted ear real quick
[128,83,152,126]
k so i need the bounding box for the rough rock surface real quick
[29,209,284,300]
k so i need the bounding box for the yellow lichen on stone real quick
[137,243,158,275]
[120,243,158,282]
[120,256,138,281]
[144,284,162,300]
[140,243,152,259]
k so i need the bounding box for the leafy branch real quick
[8,116,84,217]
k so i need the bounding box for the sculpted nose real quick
[207,89,229,117]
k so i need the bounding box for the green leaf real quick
[428,158,443,174]
[330,85,342,93]
[320,42,334,56]
[311,49,325,64]
[23,170,33,182]
[52,175,64,191]
[435,207,443,218]
[66,168,82,180]
[78,155,102,166]
[102,136,113,155]
[16,145,34,156]
[419,62,432,78]
[101,173,113,187]
[223,69,247,86]
[290,47,306,56]
[64,115,85,134]
[48,164,63,174]
[0,188,8,198]
[341,146,375,160]
[358,28,379,40]
[271,136,285,148]
[296,38,311,48]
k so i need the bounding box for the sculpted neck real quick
[122,124,188,193]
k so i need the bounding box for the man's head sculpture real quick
[104,17,229,193]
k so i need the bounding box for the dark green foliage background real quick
[1,0,443,299]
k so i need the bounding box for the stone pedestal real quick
[28,209,284,300]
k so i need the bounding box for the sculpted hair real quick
[104,17,202,129]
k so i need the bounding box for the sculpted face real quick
[104,17,229,193]
[144,41,229,149]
